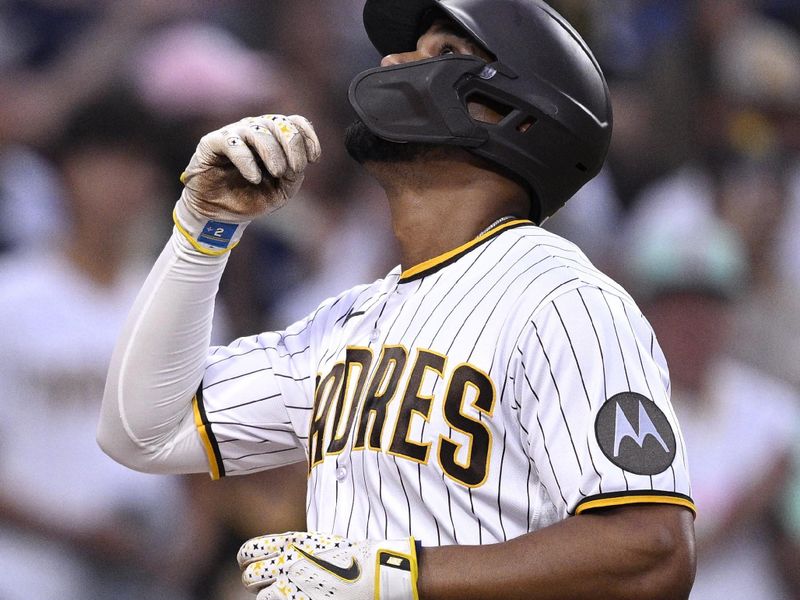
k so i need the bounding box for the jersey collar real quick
[399,218,532,283]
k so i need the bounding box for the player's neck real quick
[370,156,529,270]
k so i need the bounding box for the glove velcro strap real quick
[173,200,249,256]
[375,538,419,600]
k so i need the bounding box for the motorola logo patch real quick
[595,392,676,475]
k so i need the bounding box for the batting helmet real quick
[349,0,613,222]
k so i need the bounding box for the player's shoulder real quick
[504,223,602,275]
[503,223,635,311]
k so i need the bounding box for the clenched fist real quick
[174,114,321,254]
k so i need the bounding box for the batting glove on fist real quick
[174,114,321,255]
[238,531,419,600]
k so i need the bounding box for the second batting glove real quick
[238,531,419,600]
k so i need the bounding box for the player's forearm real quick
[99,114,319,475]
[97,231,226,473]
[417,505,695,600]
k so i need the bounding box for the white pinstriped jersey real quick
[194,219,694,546]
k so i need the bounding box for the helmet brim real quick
[363,0,439,56]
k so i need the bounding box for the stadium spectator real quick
[625,207,799,599]
[0,95,191,600]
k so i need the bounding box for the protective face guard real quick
[348,54,550,220]
[348,54,504,147]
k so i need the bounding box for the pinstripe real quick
[434,238,528,349]
[369,291,394,332]
[469,485,482,544]
[206,393,281,414]
[394,457,413,537]
[334,287,381,326]
[552,302,592,410]
[552,299,604,491]
[598,290,631,388]
[444,473,459,544]
[227,447,298,462]
[333,464,340,528]
[204,366,274,389]
[234,463,303,474]
[496,429,509,540]
[273,373,311,381]
[345,453,357,536]
[362,450,372,540]
[535,411,568,507]
[276,345,311,359]
[209,421,294,432]
[400,240,497,345]
[531,321,583,473]
[519,349,567,508]
[525,457,532,531]
[385,277,432,340]
[490,266,578,391]
[577,288,608,401]
[207,344,269,368]
[378,451,388,539]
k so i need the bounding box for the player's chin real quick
[344,119,438,165]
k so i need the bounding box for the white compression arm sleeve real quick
[98,229,229,474]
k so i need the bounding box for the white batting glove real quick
[238,531,419,600]
[174,114,321,255]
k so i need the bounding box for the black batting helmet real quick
[349,0,613,222]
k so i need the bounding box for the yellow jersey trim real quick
[172,209,239,256]
[399,219,532,281]
[192,395,221,480]
[575,494,697,517]
[409,536,420,600]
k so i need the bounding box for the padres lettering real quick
[308,346,496,487]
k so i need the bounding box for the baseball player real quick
[99,1,696,599]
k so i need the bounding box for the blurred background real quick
[0,0,798,598]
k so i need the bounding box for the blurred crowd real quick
[0,0,799,598]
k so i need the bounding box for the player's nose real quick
[380,50,423,67]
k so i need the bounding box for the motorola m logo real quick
[595,392,676,476]
[613,400,670,457]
